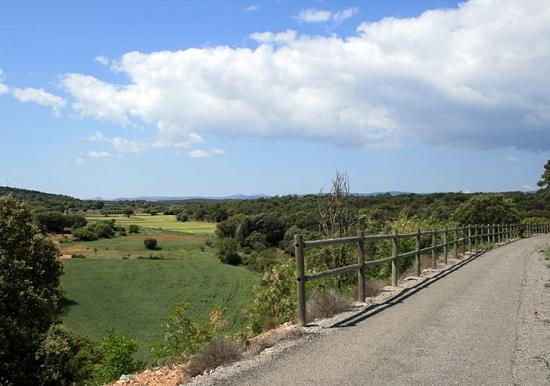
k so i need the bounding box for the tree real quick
[36,211,67,233]
[537,160,550,189]
[317,171,356,270]
[453,194,521,225]
[123,208,134,218]
[0,196,63,385]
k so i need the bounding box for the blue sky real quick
[1,0,549,198]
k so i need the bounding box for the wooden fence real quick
[294,223,550,326]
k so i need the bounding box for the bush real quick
[176,212,189,222]
[65,214,87,229]
[216,238,241,265]
[36,324,99,385]
[72,227,98,241]
[153,304,226,361]
[144,238,159,250]
[305,289,353,323]
[93,332,143,384]
[128,224,139,234]
[93,221,115,239]
[119,227,127,236]
[36,211,66,233]
[245,262,296,334]
[186,337,241,377]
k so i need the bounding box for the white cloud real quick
[188,149,210,158]
[75,158,86,166]
[295,8,332,23]
[244,5,259,12]
[61,0,550,151]
[187,148,226,158]
[11,87,66,115]
[0,70,8,94]
[94,55,110,66]
[88,150,113,158]
[522,184,536,191]
[332,7,358,24]
[249,30,297,44]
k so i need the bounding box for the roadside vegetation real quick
[1,160,549,384]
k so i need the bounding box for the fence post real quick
[431,229,437,269]
[415,228,421,276]
[461,227,466,255]
[357,230,366,303]
[443,227,448,265]
[474,225,478,251]
[294,234,306,327]
[492,224,495,244]
[392,230,398,287]
[453,228,458,259]
[468,225,472,251]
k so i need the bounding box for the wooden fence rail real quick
[294,223,549,326]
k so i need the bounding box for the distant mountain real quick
[111,194,272,201]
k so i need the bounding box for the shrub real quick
[153,304,215,360]
[186,337,241,377]
[93,221,115,239]
[128,224,139,234]
[36,211,66,233]
[216,238,241,265]
[36,324,99,385]
[144,238,159,250]
[119,227,127,236]
[93,332,143,384]
[72,227,98,241]
[305,289,353,323]
[245,262,296,334]
[176,212,189,222]
[64,214,87,229]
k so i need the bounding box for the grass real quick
[85,214,217,236]
[58,214,257,363]
[59,228,211,260]
[60,258,259,362]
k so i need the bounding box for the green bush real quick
[176,212,189,222]
[153,304,226,361]
[245,261,296,335]
[128,224,139,234]
[93,332,143,384]
[93,221,115,239]
[65,214,87,229]
[36,324,99,385]
[144,238,158,250]
[72,227,98,241]
[216,238,241,265]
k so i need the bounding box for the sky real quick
[1,0,549,199]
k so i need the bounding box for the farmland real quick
[58,214,259,362]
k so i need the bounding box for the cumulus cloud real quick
[75,158,86,166]
[11,87,66,115]
[295,8,332,23]
[61,0,550,151]
[506,155,518,162]
[244,5,259,12]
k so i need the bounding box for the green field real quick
[85,214,217,235]
[59,215,258,362]
[60,258,258,361]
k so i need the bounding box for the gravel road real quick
[205,235,550,386]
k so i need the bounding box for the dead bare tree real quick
[318,170,356,272]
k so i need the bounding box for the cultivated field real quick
[59,215,258,362]
[85,214,217,235]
